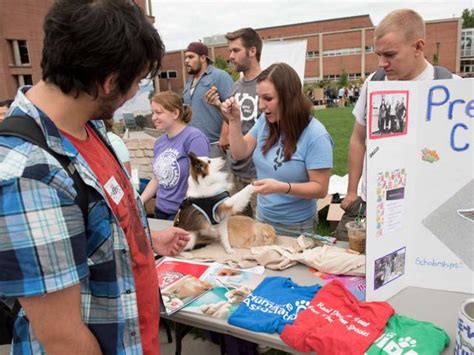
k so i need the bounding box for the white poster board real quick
[365,79,474,301]
[261,39,307,86]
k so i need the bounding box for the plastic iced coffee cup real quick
[346,221,366,253]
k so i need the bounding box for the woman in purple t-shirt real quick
[141,91,210,220]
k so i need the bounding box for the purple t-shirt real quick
[153,126,210,213]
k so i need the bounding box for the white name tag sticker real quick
[104,176,124,205]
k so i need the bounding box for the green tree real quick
[338,69,348,88]
[135,114,147,129]
[462,8,474,28]
[213,56,239,81]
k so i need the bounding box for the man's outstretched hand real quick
[151,227,190,256]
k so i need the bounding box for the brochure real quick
[183,263,265,319]
[155,257,212,315]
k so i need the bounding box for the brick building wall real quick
[0,0,152,100]
[257,15,373,39]
[0,0,52,99]
[0,3,463,99]
[159,16,462,93]
[123,131,157,180]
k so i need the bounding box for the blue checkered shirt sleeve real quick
[0,137,89,298]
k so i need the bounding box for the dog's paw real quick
[245,184,256,194]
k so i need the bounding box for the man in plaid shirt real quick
[0,1,189,354]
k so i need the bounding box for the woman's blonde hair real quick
[151,91,192,123]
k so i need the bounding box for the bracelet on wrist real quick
[285,182,292,194]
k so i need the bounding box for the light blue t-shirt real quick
[106,132,130,164]
[249,116,333,224]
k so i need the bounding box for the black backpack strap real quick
[0,115,88,223]
[433,66,453,79]
[370,69,386,81]
[371,66,454,81]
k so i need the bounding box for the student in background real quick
[206,27,262,217]
[141,91,210,220]
[182,42,233,159]
[104,118,131,174]
[337,8,458,241]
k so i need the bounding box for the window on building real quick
[365,45,374,53]
[348,73,360,80]
[306,51,320,59]
[461,30,473,58]
[18,41,30,64]
[322,47,362,57]
[460,59,474,75]
[9,40,31,66]
[14,74,33,87]
[23,75,33,85]
[323,74,340,81]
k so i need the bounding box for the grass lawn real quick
[313,106,354,176]
[312,106,355,235]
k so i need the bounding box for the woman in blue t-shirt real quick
[141,91,210,220]
[221,63,333,236]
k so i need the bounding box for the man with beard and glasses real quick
[206,28,262,217]
[183,42,233,159]
[0,1,189,354]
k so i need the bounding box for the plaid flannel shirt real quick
[0,87,152,354]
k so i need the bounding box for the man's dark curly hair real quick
[41,0,165,98]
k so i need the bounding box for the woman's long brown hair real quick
[257,63,312,160]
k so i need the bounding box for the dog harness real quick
[177,191,230,225]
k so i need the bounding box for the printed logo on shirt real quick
[372,331,418,354]
[273,141,285,171]
[154,148,180,189]
[242,294,310,321]
[307,302,373,337]
[104,176,124,205]
[294,300,311,313]
[235,92,258,122]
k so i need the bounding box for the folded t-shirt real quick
[281,280,394,354]
[366,314,450,354]
[228,276,321,334]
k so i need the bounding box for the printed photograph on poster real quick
[376,169,407,237]
[368,90,409,139]
[374,247,406,290]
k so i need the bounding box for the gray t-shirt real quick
[231,76,259,179]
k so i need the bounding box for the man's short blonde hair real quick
[375,9,426,42]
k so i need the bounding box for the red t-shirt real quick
[63,125,159,355]
[280,280,394,354]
